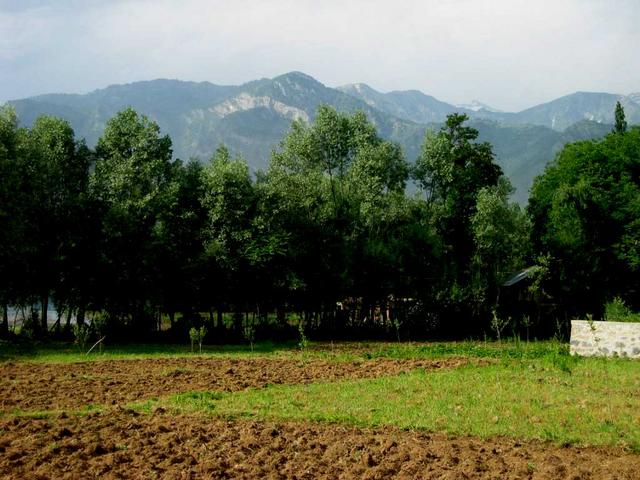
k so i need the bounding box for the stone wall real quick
[570,320,640,358]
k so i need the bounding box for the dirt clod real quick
[1,412,638,479]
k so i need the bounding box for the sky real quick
[1,0,639,111]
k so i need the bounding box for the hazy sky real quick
[1,0,639,111]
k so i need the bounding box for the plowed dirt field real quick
[1,410,638,479]
[1,354,638,479]
[1,357,470,412]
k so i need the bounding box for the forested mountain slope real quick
[9,72,634,202]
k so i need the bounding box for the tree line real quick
[0,102,637,342]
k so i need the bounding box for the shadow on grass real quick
[0,336,586,364]
[0,339,299,363]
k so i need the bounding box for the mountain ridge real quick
[7,72,636,203]
[337,82,640,129]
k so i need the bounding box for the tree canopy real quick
[528,124,640,316]
[1,102,635,343]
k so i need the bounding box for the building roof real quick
[502,267,536,287]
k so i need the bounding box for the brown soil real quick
[1,410,638,479]
[0,357,473,413]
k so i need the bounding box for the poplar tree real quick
[614,101,627,134]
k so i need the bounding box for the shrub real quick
[73,324,91,353]
[605,297,640,322]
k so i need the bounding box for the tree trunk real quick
[1,304,8,336]
[381,302,388,326]
[51,310,62,333]
[77,305,85,326]
[40,295,49,332]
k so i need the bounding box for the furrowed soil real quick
[0,357,474,413]
[1,409,638,480]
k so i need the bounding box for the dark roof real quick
[502,267,535,287]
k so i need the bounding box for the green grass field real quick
[0,337,569,362]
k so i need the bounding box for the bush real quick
[91,311,110,338]
[73,324,91,353]
[605,297,640,322]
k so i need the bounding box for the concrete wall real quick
[570,320,640,358]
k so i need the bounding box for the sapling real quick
[91,312,110,353]
[392,316,402,343]
[521,315,532,343]
[189,326,207,353]
[297,321,309,350]
[242,316,256,352]
[490,310,510,343]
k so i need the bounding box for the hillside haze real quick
[9,72,638,203]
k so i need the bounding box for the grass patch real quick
[350,338,566,361]
[0,340,299,363]
[128,398,160,415]
[170,391,224,413]
[0,338,565,364]
[159,356,640,449]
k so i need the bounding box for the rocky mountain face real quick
[8,72,636,203]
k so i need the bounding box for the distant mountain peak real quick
[351,83,377,93]
[571,90,619,97]
[338,83,467,123]
[336,83,381,107]
[513,90,640,130]
[273,71,322,86]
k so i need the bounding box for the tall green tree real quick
[413,113,505,331]
[20,116,90,332]
[614,101,627,134]
[266,105,423,332]
[90,108,173,333]
[528,124,640,317]
[0,106,23,335]
[151,159,207,328]
[200,145,256,324]
[471,178,530,309]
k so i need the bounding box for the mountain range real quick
[8,72,639,203]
